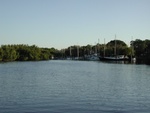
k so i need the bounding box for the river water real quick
[0,60,150,113]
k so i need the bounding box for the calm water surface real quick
[0,60,150,113]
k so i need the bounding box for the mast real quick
[77,45,79,58]
[70,46,72,58]
[98,38,100,56]
[114,35,117,57]
[104,38,105,57]
[95,42,97,54]
[131,36,133,62]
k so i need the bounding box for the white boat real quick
[85,53,99,61]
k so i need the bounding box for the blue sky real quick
[0,0,150,49]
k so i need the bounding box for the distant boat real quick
[84,42,99,61]
[85,53,99,61]
[99,55,129,61]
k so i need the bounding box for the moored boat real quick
[99,55,129,61]
[99,35,129,61]
[84,53,99,61]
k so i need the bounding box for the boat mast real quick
[77,45,79,58]
[131,36,133,62]
[95,42,97,54]
[70,46,72,58]
[104,38,105,57]
[114,35,117,57]
[98,38,100,56]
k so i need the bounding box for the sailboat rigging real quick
[99,36,129,61]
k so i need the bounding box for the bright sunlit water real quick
[0,60,150,113]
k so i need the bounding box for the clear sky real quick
[0,0,150,49]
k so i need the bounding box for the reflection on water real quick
[100,60,137,64]
[0,60,150,113]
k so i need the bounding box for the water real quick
[0,60,150,113]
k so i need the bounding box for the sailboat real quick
[99,36,129,61]
[99,55,129,61]
[84,43,99,61]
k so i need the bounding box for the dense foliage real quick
[0,45,60,62]
[132,39,150,64]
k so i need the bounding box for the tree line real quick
[0,44,61,62]
[0,39,150,64]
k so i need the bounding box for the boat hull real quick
[99,56,129,61]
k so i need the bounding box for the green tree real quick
[40,49,52,60]
[1,45,17,61]
[132,39,150,64]
[132,39,145,57]
[105,40,129,56]
[17,47,30,61]
[0,48,3,61]
[0,44,56,61]
[145,40,150,64]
